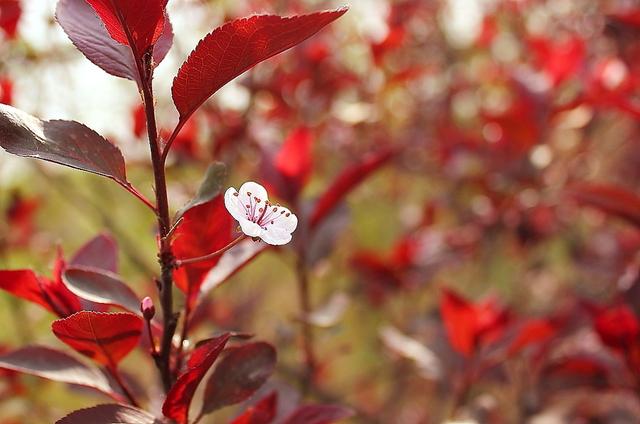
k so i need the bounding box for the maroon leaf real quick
[0,346,122,401]
[0,104,128,186]
[201,342,276,415]
[592,305,640,351]
[62,267,141,314]
[309,149,394,229]
[70,233,119,274]
[0,267,81,318]
[283,404,355,424]
[56,0,172,86]
[52,311,143,367]
[56,404,162,424]
[568,183,640,228]
[172,8,347,121]
[231,392,278,424]
[85,0,167,55]
[199,239,268,295]
[172,196,234,304]
[162,333,231,424]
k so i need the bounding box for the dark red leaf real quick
[274,126,313,196]
[62,267,140,314]
[172,196,234,303]
[56,0,172,86]
[56,404,162,424]
[0,76,13,105]
[201,342,276,415]
[0,268,81,317]
[52,311,143,367]
[309,149,394,229]
[5,191,38,246]
[85,0,167,55]
[171,8,347,121]
[0,104,128,186]
[568,183,640,228]
[282,404,355,424]
[162,333,231,424]
[0,0,20,39]
[70,233,118,273]
[231,392,278,424]
[0,346,122,401]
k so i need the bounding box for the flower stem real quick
[139,55,178,394]
[174,235,246,267]
[295,250,316,394]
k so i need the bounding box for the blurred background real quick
[3,0,640,422]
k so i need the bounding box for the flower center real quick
[238,192,289,230]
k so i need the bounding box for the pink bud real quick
[141,296,155,320]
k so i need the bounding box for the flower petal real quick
[239,181,269,203]
[270,207,298,233]
[224,187,248,222]
[238,219,263,238]
[260,226,293,245]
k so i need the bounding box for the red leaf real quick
[0,104,128,186]
[56,404,162,424]
[70,233,118,274]
[56,0,172,85]
[0,76,13,105]
[0,269,81,317]
[506,319,557,356]
[85,0,167,55]
[200,342,276,415]
[529,35,585,86]
[0,0,20,39]
[172,196,235,302]
[282,404,355,424]
[592,305,640,351]
[232,392,278,424]
[162,333,231,424]
[309,149,394,229]
[0,346,122,401]
[568,183,640,228]
[274,126,313,196]
[5,191,38,246]
[171,8,347,121]
[440,288,510,357]
[62,267,141,314]
[52,311,143,367]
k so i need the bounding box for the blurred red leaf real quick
[56,404,162,424]
[0,104,129,186]
[592,305,640,351]
[172,196,234,303]
[310,148,395,229]
[506,318,557,356]
[0,268,81,318]
[274,126,313,198]
[529,35,585,86]
[440,288,510,357]
[282,404,355,424]
[0,76,13,105]
[5,191,38,246]
[231,392,278,424]
[0,346,122,401]
[0,0,21,39]
[162,333,230,424]
[85,0,167,55]
[569,183,640,228]
[56,0,172,85]
[171,8,347,121]
[62,267,141,314]
[200,342,276,415]
[52,311,143,367]
[70,233,118,274]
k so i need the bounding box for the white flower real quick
[224,181,298,245]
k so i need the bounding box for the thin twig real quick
[174,235,246,267]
